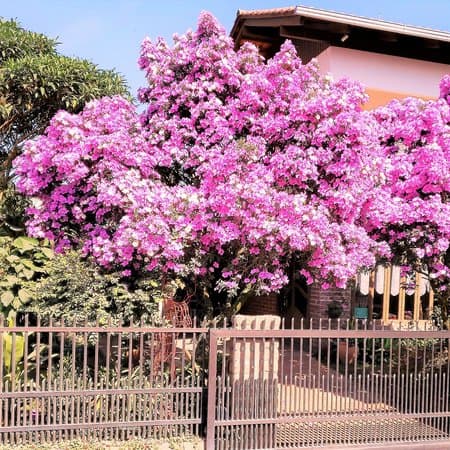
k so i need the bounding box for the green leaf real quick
[18,288,32,304]
[21,259,39,270]
[5,275,19,285]
[3,332,25,372]
[13,263,24,273]
[6,255,19,263]
[12,297,22,309]
[22,268,34,280]
[39,247,54,259]
[12,236,38,251]
[1,290,14,307]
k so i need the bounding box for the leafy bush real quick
[30,251,161,324]
[0,235,53,317]
[0,185,29,236]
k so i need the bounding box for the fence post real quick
[206,328,218,450]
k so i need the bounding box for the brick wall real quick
[241,285,352,320]
[308,284,352,319]
[241,293,279,316]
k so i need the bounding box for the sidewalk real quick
[309,442,450,450]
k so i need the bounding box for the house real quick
[230,6,450,324]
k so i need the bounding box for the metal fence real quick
[1,316,450,449]
[207,319,450,449]
[0,316,208,445]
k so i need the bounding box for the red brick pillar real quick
[308,283,352,320]
[240,293,279,316]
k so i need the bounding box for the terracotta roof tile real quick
[236,7,297,18]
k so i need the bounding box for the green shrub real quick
[29,251,161,325]
[0,235,53,317]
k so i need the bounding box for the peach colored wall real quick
[316,46,450,99]
[363,88,433,109]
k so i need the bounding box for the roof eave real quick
[231,5,450,44]
[292,5,450,43]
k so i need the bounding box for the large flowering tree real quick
[15,13,387,316]
[364,75,450,325]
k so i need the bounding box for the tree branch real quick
[0,127,45,190]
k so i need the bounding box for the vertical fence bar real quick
[35,316,41,390]
[206,329,218,450]
[0,316,3,437]
[58,317,65,436]
[70,319,76,391]
[47,317,53,387]
[10,316,16,393]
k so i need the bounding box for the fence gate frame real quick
[2,319,450,448]
[206,328,219,450]
[205,325,450,450]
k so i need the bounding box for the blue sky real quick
[2,0,450,98]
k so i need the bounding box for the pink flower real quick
[14,13,450,301]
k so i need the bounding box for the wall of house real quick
[316,46,449,108]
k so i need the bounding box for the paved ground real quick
[151,439,204,450]
[335,443,450,450]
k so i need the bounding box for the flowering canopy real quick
[364,76,450,302]
[14,12,449,313]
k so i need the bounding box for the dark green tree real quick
[0,18,129,233]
